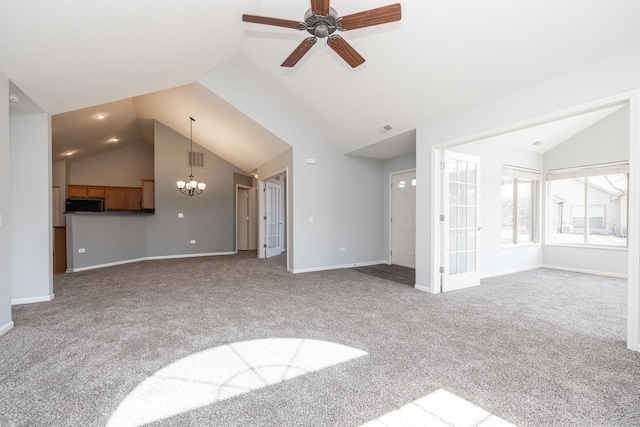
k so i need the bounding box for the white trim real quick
[627,90,640,351]
[414,284,434,293]
[0,321,14,336]
[430,146,442,294]
[67,252,235,273]
[480,265,542,279]
[541,264,628,279]
[12,294,55,305]
[289,260,387,274]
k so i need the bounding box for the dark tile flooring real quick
[353,263,415,286]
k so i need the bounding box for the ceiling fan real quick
[242,1,401,68]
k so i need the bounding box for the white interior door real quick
[265,181,283,258]
[442,151,481,292]
[237,188,249,250]
[391,171,416,268]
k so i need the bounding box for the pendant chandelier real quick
[177,116,206,196]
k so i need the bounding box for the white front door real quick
[442,151,481,292]
[391,171,416,268]
[265,181,283,258]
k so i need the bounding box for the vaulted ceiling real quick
[2,1,640,172]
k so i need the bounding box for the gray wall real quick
[0,72,11,333]
[10,103,53,304]
[542,105,629,276]
[66,214,147,270]
[382,152,416,262]
[199,60,385,272]
[70,141,154,187]
[146,120,246,257]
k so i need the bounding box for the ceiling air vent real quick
[188,151,205,168]
[377,124,393,134]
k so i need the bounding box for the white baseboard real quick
[70,257,147,272]
[480,265,542,279]
[290,260,387,274]
[414,284,434,293]
[145,252,235,261]
[541,264,628,279]
[68,252,235,272]
[0,321,14,337]
[12,293,55,305]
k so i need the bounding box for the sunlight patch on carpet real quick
[107,338,367,427]
[361,388,516,427]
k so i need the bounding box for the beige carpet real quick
[1,252,639,426]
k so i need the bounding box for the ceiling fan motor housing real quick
[304,7,340,38]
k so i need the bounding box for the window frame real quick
[501,165,540,246]
[546,162,628,249]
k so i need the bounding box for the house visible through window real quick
[547,162,628,247]
[501,166,540,245]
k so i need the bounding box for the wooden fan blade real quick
[311,0,330,16]
[327,35,365,68]
[282,37,317,67]
[339,3,401,31]
[242,14,303,30]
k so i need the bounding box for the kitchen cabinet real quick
[127,188,141,210]
[53,227,67,273]
[68,184,146,211]
[68,185,87,198]
[87,186,105,198]
[104,187,128,210]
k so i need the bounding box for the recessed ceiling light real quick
[96,114,105,120]
[110,137,119,142]
[64,150,75,156]
[8,95,20,103]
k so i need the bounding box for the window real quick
[501,166,540,245]
[547,162,628,247]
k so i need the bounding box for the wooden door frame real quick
[389,168,416,266]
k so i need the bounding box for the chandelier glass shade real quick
[177,117,206,196]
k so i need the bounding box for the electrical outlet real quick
[178,213,184,219]
[340,247,346,252]
[190,240,196,244]
[78,248,86,253]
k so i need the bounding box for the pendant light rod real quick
[177,116,206,196]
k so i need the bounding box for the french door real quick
[441,151,481,292]
[265,182,283,258]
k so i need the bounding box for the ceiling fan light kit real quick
[242,1,401,68]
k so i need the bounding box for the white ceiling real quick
[3,0,640,171]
